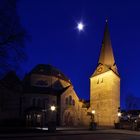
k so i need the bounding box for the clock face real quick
[97,66,103,72]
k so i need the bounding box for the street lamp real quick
[50,105,56,111]
[92,110,95,115]
[115,108,121,129]
[91,110,95,122]
[48,105,56,132]
[117,112,122,123]
[91,110,95,114]
[117,112,121,117]
[89,109,96,130]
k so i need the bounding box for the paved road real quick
[35,134,140,140]
[1,133,140,140]
[1,129,140,140]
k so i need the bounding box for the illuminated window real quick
[26,115,29,119]
[36,114,41,123]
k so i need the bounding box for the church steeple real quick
[90,21,120,127]
[98,20,115,67]
[91,21,119,77]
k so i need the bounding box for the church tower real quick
[90,21,120,126]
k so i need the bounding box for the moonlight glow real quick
[77,22,84,31]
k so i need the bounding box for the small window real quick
[97,79,99,84]
[72,99,75,106]
[65,97,68,105]
[101,78,103,83]
[69,96,72,105]
[43,98,48,109]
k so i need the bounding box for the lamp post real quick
[115,111,121,129]
[91,110,95,123]
[48,105,56,132]
[117,112,121,122]
[89,109,96,130]
[50,105,56,112]
[118,112,121,118]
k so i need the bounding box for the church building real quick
[90,21,120,126]
[0,21,120,127]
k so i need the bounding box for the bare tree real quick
[0,0,26,74]
[125,93,139,110]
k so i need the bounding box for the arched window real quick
[72,99,75,106]
[37,99,41,107]
[97,79,99,84]
[101,78,103,83]
[43,98,49,109]
[65,97,68,105]
[69,96,72,105]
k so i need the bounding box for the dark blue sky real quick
[17,0,140,108]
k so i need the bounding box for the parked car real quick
[115,114,140,131]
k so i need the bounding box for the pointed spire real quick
[91,20,119,77]
[98,21,115,67]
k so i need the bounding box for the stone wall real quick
[90,70,120,126]
[60,86,91,126]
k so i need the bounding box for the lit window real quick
[28,115,31,119]
[36,114,41,123]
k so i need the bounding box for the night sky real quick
[17,0,140,108]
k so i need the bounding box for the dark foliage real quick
[0,0,26,74]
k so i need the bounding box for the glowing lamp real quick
[50,105,56,111]
[91,110,95,114]
[117,112,121,117]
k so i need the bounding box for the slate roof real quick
[29,64,71,84]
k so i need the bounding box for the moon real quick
[77,22,84,31]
